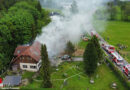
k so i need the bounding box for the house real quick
[11,41,41,72]
[3,76,21,87]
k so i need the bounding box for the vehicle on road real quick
[91,30,99,38]
[111,51,124,66]
[102,44,115,54]
[123,64,130,77]
[61,55,72,60]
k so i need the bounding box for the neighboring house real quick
[3,76,21,87]
[11,41,41,72]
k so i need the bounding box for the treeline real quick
[0,0,18,11]
[107,1,130,21]
[0,0,51,73]
[96,1,130,21]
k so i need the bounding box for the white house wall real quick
[37,60,42,70]
[20,63,37,72]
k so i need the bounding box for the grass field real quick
[77,40,88,49]
[21,62,127,90]
[101,21,130,62]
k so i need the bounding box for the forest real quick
[107,0,130,21]
[0,0,51,73]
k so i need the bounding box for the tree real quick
[83,41,98,76]
[40,44,52,88]
[123,3,130,21]
[0,0,17,11]
[70,0,78,14]
[91,36,104,62]
[0,0,51,72]
[36,1,42,12]
[107,3,118,20]
[65,41,75,56]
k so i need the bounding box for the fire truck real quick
[102,44,115,54]
[91,31,98,38]
[111,51,124,66]
[123,64,130,77]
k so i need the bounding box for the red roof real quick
[13,41,41,62]
[14,46,30,56]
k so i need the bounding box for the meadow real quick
[21,62,127,90]
[101,21,130,62]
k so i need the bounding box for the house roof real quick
[14,46,30,56]
[13,41,41,62]
[3,76,21,86]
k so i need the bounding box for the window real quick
[23,65,27,68]
[38,62,41,67]
[30,66,36,69]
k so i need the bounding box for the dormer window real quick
[17,50,20,54]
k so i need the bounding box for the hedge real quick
[105,58,130,90]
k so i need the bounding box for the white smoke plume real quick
[36,0,108,57]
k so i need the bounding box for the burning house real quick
[11,41,41,72]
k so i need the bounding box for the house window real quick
[30,66,36,69]
[23,65,27,68]
[38,62,41,67]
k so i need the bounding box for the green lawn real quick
[77,40,88,49]
[101,21,130,62]
[22,71,35,79]
[21,62,127,90]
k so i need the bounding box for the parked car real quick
[61,55,72,60]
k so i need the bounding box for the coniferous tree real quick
[91,35,104,62]
[70,0,78,14]
[83,40,98,76]
[40,44,52,88]
[65,41,75,56]
[37,1,42,12]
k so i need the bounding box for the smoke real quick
[36,0,109,57]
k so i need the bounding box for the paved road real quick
[73,57,83,61]
[95,31,129,79]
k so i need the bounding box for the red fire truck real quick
[123,64,130,77]
[111,51,124,66]
[102,44,115,54]
[91,31,98,38]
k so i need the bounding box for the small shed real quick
[3,76,21,87]
[0,78,3,88]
